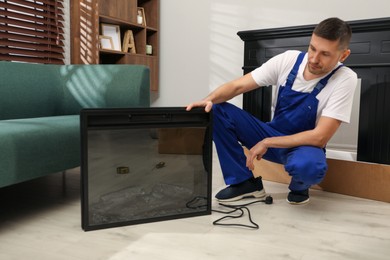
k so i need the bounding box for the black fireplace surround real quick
[238,17,390,165]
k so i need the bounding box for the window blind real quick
[0,0,64,64]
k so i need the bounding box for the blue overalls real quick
[213,52,342,192]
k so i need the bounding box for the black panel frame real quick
[80,107,213,231]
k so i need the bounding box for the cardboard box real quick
[245,148,390,203]
[158,128,206,155]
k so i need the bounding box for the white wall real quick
[154,0,390,107]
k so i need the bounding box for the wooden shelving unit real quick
[71,0,160,91]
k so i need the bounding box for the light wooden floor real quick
[1,152,390,260]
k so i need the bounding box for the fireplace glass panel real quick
[81,108,212,231]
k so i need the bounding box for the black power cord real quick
[186,195,273,230]
[213,196,273,229]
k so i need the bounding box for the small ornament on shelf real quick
[137,7,146,26]
[122,30,137,54]
[146,44,152,55]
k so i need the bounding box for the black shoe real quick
[287,189,310,205]
[215,177,266,202]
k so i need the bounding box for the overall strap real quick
[285,52,306,87]
[311,64,344,96]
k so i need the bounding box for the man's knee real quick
[212,103,228,126]
[212,102,237,129]
[212,102,229,115]
[285,157,327,185]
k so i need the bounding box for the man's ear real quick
[340,49,351,62]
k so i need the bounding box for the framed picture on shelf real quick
[101,24,121,51]
[99,35,114,50]
[137,7,146,26]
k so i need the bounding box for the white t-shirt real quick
[250,50,358,124]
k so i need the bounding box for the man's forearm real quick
[261,130,325,149]
[204,73,260,104]
[261,116,342,149]
[203,80,244,104]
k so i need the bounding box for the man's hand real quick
[186,100,213,112]
[246,140,269,171]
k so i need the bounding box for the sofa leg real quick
[62,171,66,194]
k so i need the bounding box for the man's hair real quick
[313,17,352,50]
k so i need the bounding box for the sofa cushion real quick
[58,64,150,115]
[0,115,80,187]
[0,62,150,120]
[0,61,62,120]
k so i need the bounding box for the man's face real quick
[307,33,350,77]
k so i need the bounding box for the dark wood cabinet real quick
[71,0,160,91]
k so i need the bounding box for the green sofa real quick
[0,61,150,188]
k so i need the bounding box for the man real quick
[186,17,357,205]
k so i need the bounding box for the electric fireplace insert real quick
[80,107,212,231]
